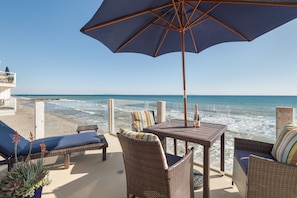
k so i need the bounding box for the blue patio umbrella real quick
[81,0,297,127]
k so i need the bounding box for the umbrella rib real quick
[115,23,153,52]
[154,30,169,57]
[116,6,175,53]
[184,2,220,30]
[151,23,181,31]
[189,28,198,53]
[171,0,183,30]
[183,3,200,53]
[150,10,179,30]
[210,17,249,41]
[154,8,179,56]
[186,2,249,41]
[150,3,180,31]
[185,0,202,27]
[82,3,174,32]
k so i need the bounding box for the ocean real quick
[15,94,297,173]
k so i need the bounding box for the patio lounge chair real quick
[0,121,108,171]
[117,130,194,198]
[232,124,297,198]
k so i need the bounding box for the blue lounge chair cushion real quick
[234,149,275,174]
[19,132,102,156]
[0,120,103,158]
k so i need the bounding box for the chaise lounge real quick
[0,121,108,171]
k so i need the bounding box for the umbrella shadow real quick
[194,186,239,198]
[49,151,126,198]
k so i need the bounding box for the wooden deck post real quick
[157,101,166,123]
[108,99,114,135]
[34,100,45,139]
[276,106,294,137]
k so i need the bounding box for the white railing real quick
[30,98,294,174]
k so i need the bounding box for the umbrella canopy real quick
[81,0,297,127]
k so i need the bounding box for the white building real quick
[0,71,16,115]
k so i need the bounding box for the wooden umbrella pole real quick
[182,32,189,151]
[180,1,189,152]
[173,0,188,128]
[181,33,187,128]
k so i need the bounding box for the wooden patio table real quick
[143,119,227,198]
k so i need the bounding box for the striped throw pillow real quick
[120,128,159,141]
[271,124,297,165]
[131,111,155,132]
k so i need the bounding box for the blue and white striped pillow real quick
[131,111,155,132]
[271,124,297,165]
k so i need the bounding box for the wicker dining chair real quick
[117,130,194,198]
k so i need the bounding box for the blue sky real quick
[1,0,297,95]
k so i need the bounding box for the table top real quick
[143,119,227,147]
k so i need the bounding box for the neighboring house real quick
[0,71,16,115]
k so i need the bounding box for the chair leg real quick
[102,147,107,161]
[64,154,70,169]
[8,159,13,171]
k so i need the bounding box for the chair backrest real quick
[131,110,156,132]
[0,121,29,158]
[117,130,170,197]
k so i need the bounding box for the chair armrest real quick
[247,154,297,198]
[167,147,194,198]
[234,138,273,154]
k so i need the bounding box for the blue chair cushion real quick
[20,132,102,156]
[0,121,102,158]
[234,149,275,174]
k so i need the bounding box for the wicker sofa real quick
[232,138,297,198]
